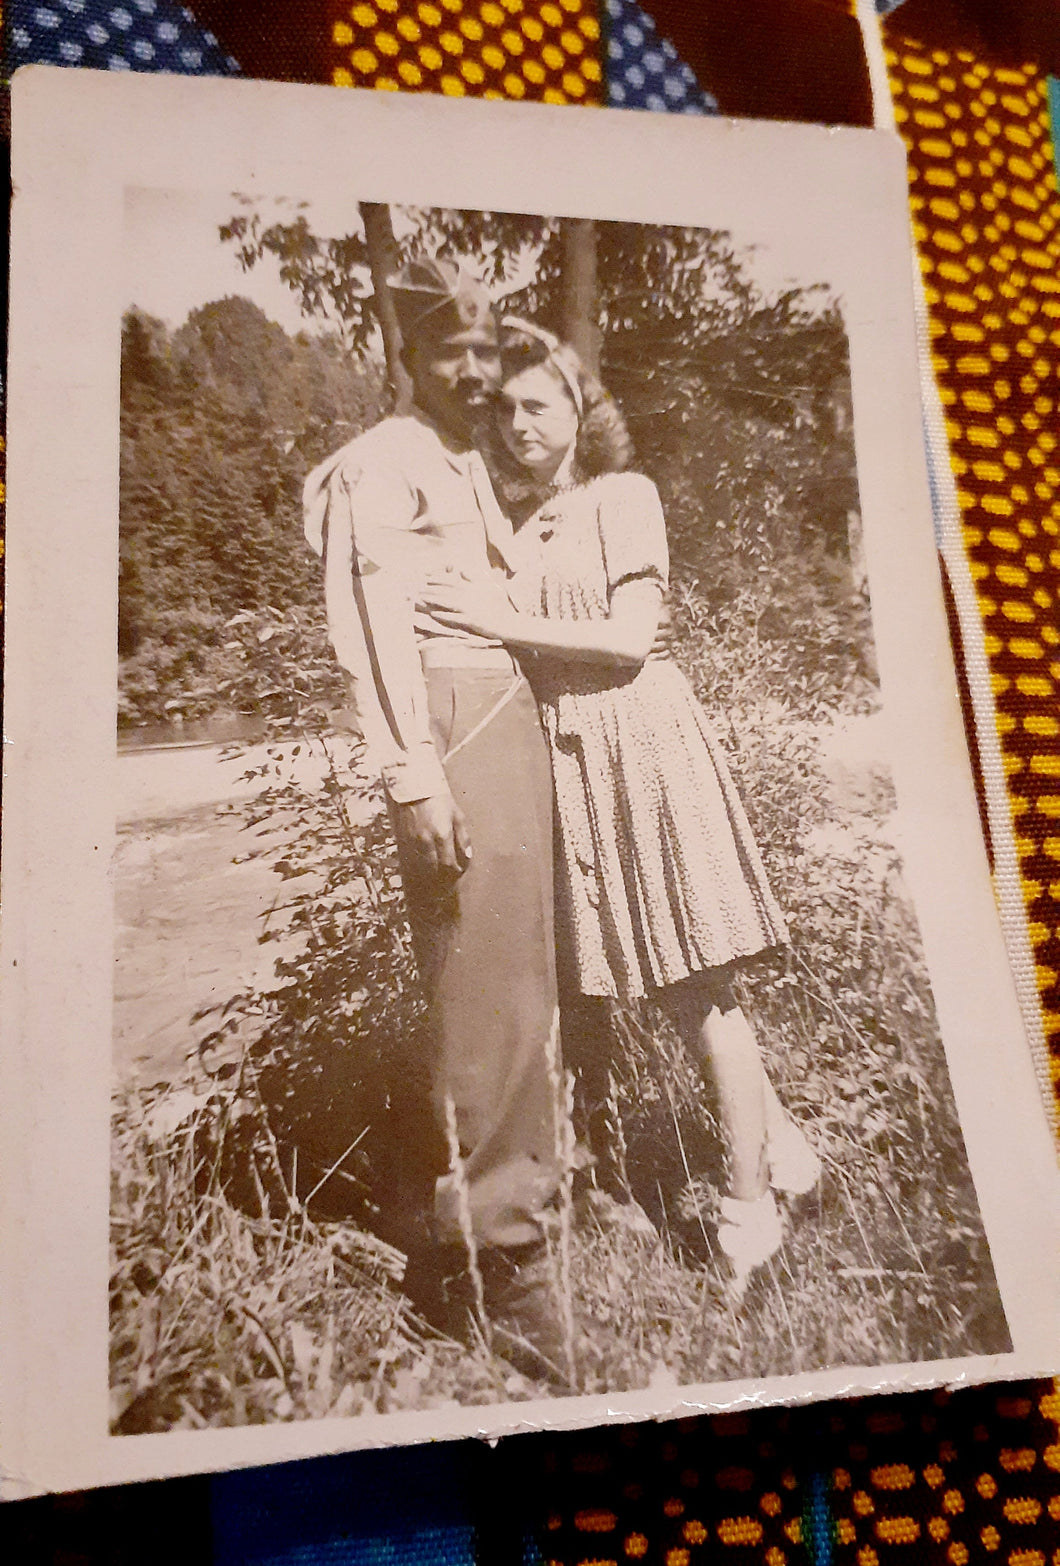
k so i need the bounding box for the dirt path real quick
[113,740,363,1085]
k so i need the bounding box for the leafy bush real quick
[119,603,349,729]
[110,1082,529,1433]
[196,733,435,1234]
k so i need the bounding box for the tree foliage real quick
[219,203,864,595]
[118,298,384,727]
[218,200,553,355]
[120,205,873,729]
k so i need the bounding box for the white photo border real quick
[3,66,1059,1497]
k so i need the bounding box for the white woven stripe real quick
[855,2,1059,1139]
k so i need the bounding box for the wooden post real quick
[558,218,600,375]
[359,201,413,413]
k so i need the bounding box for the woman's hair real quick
[493,318,633,492]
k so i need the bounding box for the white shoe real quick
[766,1114,822,1196]
[717,1190,783,1280]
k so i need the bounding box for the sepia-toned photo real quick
[5,71,1059,1494]
[111,187,1010,1432]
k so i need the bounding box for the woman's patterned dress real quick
[508,470,788,1000]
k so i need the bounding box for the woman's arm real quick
[424,576,663,668]
[502,579,663,667]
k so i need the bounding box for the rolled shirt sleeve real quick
[317,454,450,804]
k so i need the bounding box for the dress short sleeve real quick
[596,472,670,597]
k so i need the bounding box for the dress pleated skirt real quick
[538,657,788,1000]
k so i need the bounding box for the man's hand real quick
[392,792,472,881]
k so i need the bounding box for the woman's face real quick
[498,362,580,477]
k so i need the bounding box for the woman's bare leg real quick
[760,1064,821,1194]
[682,995,782,1278]
[683,1000,769,1202]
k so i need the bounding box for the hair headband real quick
[500,314,585,416]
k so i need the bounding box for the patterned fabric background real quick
[884,7,1060,1151]
[325,0,604,103]
[2,3,1060,1562]
[536,1383,1060,1566]
[7,0,240,74]
[602,0,716,115]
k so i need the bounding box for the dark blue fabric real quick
[604,0,719,114]
[7,0,240,75]
[211,1445,518,1565]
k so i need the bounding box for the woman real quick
[425,318,819,1280]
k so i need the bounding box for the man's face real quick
[406,322,501,439]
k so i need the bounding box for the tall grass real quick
[110,578,1009,1432]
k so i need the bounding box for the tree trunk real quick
[360,201,413,414]
[558,218,600,376]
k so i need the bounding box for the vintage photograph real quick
[109,186,1011,1434]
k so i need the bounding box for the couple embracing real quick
[303,256,818,1389]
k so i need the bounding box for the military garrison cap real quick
[387,256,494,345]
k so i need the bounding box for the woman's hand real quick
[650,598,675,660]
[421,574,518,641]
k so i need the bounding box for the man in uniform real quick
[304,257,571,1385]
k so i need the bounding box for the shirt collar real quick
[410,403,477,467]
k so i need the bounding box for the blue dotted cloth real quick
[7,1,240,75]
[604,0,718,115]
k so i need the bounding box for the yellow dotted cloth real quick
[537,1380,1060,1563]
[884,33,1060,1109]
[826,1382,1060,1565]
[326,0,603,104]
[539,1410,807,1565]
